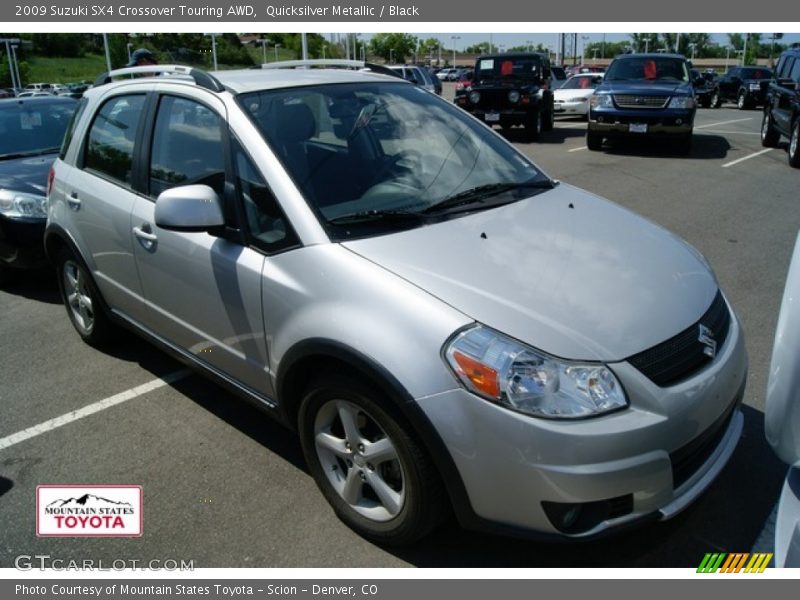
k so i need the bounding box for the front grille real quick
[627,291,731,387]
[613,95,670,109]
[473,89,516,110]
[669,399,737,489]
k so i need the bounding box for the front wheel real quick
[525,110,540,141]
[541,109,554,132]
[789,120,800,169]
[298,374,447,545]
[737,91,752,110]
[761,111,780,148]
[586,131,602,151]
[56,247,114,346]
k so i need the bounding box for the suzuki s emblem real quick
[698,324,717,358]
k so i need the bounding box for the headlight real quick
[0,190,48,219]
[508,90,521,103]
[590,94,613,108]
[667,96,697,109]
[468,91,481,104]
[748,83,761,91]
[444,325,628,419]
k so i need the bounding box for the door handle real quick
[133,224,158,250]
[66,192,81,210]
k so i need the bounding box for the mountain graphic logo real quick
[47,494,133,508]
[37,485,143,537]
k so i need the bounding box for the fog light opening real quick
[542,494,633,534]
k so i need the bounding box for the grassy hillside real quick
[25,54,109,84]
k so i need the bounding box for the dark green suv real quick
[761,46,800,168]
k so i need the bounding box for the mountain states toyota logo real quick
[36,485,142,537]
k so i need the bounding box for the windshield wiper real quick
[423,180,556,215]
[326,209,426,226]
[0,148,60,160]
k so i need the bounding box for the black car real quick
[0,96,78,280]
[712,66,773,110]
[691,69,716,108]
[761,46,800,168]
[587,53,696,154]
[453,52,555,141]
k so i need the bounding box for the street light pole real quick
[274,43,281,62]
[260,39,268,64]
[451,35,460,68]
[102,33,112,72]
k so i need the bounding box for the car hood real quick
[0,153,55,196]
[342,184,718,361]
[597,81,691,96]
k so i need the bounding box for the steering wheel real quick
[367,150,423,187]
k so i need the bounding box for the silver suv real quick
[47,61,748,545]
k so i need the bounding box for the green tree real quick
[585,41,629,59]
[630,33,660,53]
[0,57,29,89]
[368,33,418,63]
[31,33,87,58]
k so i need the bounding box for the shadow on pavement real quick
[594,133,732,160]
[0,267,61,304]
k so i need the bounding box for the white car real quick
[553,73,605,118]
[436,68,455,81]
[766,230,800,567]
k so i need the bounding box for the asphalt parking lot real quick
[1,84,798,568]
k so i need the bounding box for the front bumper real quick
[588,107,695,138]
[0,216,47,269]
[417,307,747,537]
[554,99,589,115]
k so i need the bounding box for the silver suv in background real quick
[47,62,747,545]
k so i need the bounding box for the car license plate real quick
[629,123,648,133]
[485,112,500,123]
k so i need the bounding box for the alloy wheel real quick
[63,260,95,335]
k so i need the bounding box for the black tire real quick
[761,111,780,148]
[586,131,602,151]
[298,373,448,545]
[711,90,722,108]
[701,97,711,109]
[789,120,800,169]
[55,247,115,347]
[737,90,753,110]
[541,109,554,132]
[0,264,17,286]
[525,110,540,141]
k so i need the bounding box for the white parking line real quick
[722,148,773,168]
[568,146,588,152]
[0,370,190,452]
[695,118,754,129]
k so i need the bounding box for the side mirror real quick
[778,78,799,91]
[155,184,225,232]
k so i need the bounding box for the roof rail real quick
[93,65,225,92]
[257,59,403,79]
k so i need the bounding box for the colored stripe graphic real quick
[698,552,772,573]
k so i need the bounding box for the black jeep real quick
[453,53,555,141]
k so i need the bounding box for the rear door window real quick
[83,94,146,186]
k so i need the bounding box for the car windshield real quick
[476,56,543,81]
[739,67,772,79]
[559,75,603,90]
[238,82,550,240]
[0,99,77,158]
[605,57,689,82]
